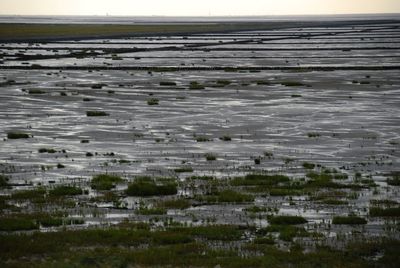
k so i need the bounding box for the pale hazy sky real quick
[0,0,400,16]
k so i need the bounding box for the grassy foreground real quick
[1,224,399,267]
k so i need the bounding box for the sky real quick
[0,0,400,16]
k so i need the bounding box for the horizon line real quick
[0,12,399,17]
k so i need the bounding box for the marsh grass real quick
[126,178,177,196]
[197,190,254,203]
[147,98,159,105]
[38,148,56,153]
[91,174,124,191]
[28,89,45,94]
[205,153,217,161]
[7,132,30,139]
[189,81,205,90]
[195,136,211,142]
[268,215,307,225]
[0,175,9,188]
[156,199,191,210]
[86,111,109,116]
[173,167,193,173]
[369,207,400,217]
[219,135,232,141]
[230,174,290,186]
[49,185,83,197]
[332,216,367,225]
[160,81,176,86]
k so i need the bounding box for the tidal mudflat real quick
[1,19,400,267]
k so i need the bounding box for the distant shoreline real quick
[0,18,399,42]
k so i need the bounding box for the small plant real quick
[0,175,9,188]
[91,174,124,191]
[156,199,191,210]
[216,80,231,86]
[219,135,232,141]
[160,81,176,86]
[302,162,315,169]
[291,94,302,98]
[57,163,65,169]
[369,207,400,217]
[147,98,159,105]
[189,81,205,90]
[126,178,177,196]
[7,132,30,139]
[91,83,106,89]
[281,81,308,87]
[195,136,210,142]
[307,132,321,138]
[205,153,216,161]
[38,148,56,153]
[86,111,109,116]
[332,216,367,225]
[254,158,261,165]
[269,215,307,225]
[255,80,271,85]
[28,89,45,94]
[49,185,82,197]
[173,167,193,173]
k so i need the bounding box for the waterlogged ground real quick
[1,20,400,267]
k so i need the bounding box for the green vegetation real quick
[258,225,309,242]
[159,81,176,86]
[231,174,290,186]
[0,212,84,231]
[0,217,38,231]
[28,89,45,94]
[57,163,65,169]
[0,22,326,41]
[195,136,211,142]
[269,215,307,225]
[0,223,399,267]
[281,81,308,87]
[189,81,205,90]
[173,225,243,241]
[332,216,367,225]
[86,111,109,116]
[307,132,321,138]
[91,174,124,190]
[136,207,166,215]
[126,178,177,197]
[244,206,268,213]
[197,190,254,203]
[173,167,193,173]
[7,132,30,139]
[219,135,232,141]
[369,207,400,217]
[205,153,217,161]
[91,83,106,89]
[49,186,83,197]
[38,148,56,153]
[255,80,271,85]
[147,98,159,105]
[302,162,315,169]
[156,198,191,210]
[387,175,400,186]
[0,175,9,188]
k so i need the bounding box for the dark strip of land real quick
[0,19,399,42]
[1,65,399,71]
